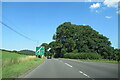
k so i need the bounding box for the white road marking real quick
[83,73,90,78]
[79,71,90,77]
[79,71,95,80]
[79,71,83,73]
[65,63,73,67]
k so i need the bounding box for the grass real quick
[2,50,46,78]
[2,51,27,67]
[0,50,2,79]
[76,59,119,64]
[61,58,119,64]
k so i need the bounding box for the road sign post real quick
[36,46,45,58]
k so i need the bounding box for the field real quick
[2,50,45,78]
[0,50,2,79]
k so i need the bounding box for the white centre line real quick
[79,71,90,77]
[79,71,95,80]
[65,63,73,68]
[79,71,83,74]
[82,73,90,78]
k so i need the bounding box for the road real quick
[23,58,118,79]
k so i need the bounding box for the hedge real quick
[64,53,102,59]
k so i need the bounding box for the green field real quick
[0,50,2,79]
[2,50,45,78]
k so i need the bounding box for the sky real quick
[2,1,119,51]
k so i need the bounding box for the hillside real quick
[19,50,35,55]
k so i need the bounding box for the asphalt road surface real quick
[23,58,118,79]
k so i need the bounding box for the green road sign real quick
[36,46,45,56]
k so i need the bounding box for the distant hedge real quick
[64,53,102,59]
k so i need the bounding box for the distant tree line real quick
[40,22,120,61]
[1,49,35,55]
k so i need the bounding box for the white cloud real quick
[105,16,112,19]
[90,3,101,9]
[104,0,120,8]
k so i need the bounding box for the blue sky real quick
[2,2,118,51]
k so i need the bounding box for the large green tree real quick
[52,22,114,59]
[40,43,49,56]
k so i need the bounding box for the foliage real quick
[64,53,102,59]
[18,50,35,55]
[113,49,120,61]
[1,49,35,55]
[41,22,119,61]
[40,43,49,56]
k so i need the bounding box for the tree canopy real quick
[40,43,49,56]
[42,22,119,61]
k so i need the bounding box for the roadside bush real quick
[64,53,102,59]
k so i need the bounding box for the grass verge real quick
[2,57,45,78]
[61,58,119,64]
[2,51,46,78]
